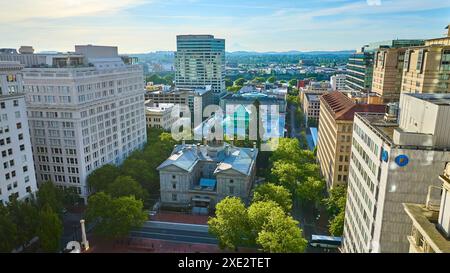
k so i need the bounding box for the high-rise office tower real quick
[1,45,147,202]
[316,91,385,190]
[342,93,450,253]
[345,46,374,92]
[0,61,38,205]
[175,35,225,104]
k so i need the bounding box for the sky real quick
[1,0,449,53]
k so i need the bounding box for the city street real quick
[130,221,218,245]
[288,102,333,253]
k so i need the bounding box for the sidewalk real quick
[152,211,209,225]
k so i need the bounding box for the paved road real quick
[130,221,218,245]
[289,104,301,139]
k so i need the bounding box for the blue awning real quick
[200,178,217,188]
[310,127,318,147]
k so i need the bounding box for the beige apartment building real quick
[371,40,425,103]
[303,93,321,127]
[316,92,385,190]
[403,163,450,253]
[401,26,450,94]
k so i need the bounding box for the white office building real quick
[331,74,347,91]
[145,102,177,130]
[175,35,225,102]
[1,45,147,201]
[0,61,38,205]
[342,93,450,253]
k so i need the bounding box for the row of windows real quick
[0,99,20,109]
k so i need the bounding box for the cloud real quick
[367,0,382,6]
[0,0,147,22]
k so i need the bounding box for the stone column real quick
[80,219,89,251]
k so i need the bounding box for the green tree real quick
[267,76,276,83]
[324,186,347,216]
[62,187,81,208]
[253,183,292,213]
[163,74,174,85]
[37,205,63,252]
[87,164,121,192]
[253,77,266,83]
[296,176,325,203]
[227,86,241,92]
[324,185,347,236]
[106,176,149,201]
[7,199,39,248]
[288,79,297,87]
[247,201,283,237]
[234,78,246,86]
[86,192,147,239]
[256,209,307,253]
[208,197,251,250]
[270,161,302,193]
[121,159,158,193]
[0,205,17,252]
[329,210,345,236]
[36,181,64,214]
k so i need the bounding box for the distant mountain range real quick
[131,50,355,57]
[227,50,355,55]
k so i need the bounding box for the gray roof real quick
[157,143,257,176]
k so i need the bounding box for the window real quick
[172,175,176,179]
[229,186,235,195]
[172,183,176,189]
[172,194,177,201]
[230,179,234,183]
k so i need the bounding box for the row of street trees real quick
[269,138,325,204]
[0,182,77,252]
[208,183,308,253]
[226,76,297,92]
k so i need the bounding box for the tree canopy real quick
[234,78,246,86]
[208,198,307,253]
[0,205,17,252]
[37,205,63,252]
[267,76,276,83]
[208,197,251,250]
[323,185,347,236]
[253,183,292,213]
[87,164,121,193]
[268,138,325,203]
[86,192,147,239]
[106,176,149,201]
[36,181,64,214]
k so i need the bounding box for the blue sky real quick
[1,0,449,53]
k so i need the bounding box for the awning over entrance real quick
[200,178,217,188]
